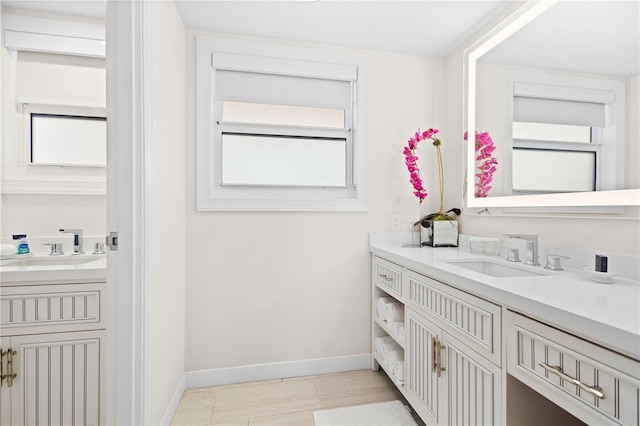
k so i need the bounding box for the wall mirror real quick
[465,0,640,209]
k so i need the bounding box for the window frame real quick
[196,36,369,212]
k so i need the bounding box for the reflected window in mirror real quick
[31,113,106,167]
[504,70,625,196]
[22,103,107,168]
[464,0,639,210]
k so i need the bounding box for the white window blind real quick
[513,97,605,127]
[215,70,352,111]
[222,102,345,128]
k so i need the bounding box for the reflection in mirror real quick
[465,0,640,208]
[31,114,106,166]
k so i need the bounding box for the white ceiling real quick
[173,1,508,56]
[2,1,638,76]
[1,0,509,56]
[1,0,106,18]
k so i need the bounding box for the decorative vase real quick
[420,220,459,247]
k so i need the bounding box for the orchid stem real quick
[436,144,444,215]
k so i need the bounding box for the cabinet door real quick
[406,308,440,425]
[8,331,104,426]
[443,333,502,426]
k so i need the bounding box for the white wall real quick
[184,32,444,374]
[150,2,187,424]
[1,194,106,247]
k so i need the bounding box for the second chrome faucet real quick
[503,234,540,266]
[59,228,84,255]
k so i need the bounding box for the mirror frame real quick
[464,0,640,208]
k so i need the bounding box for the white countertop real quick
[0,254,106,285]
[370,233,640,361]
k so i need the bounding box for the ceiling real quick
[1,0,509,57]
[3,1,637,75]
[172,1,508,56]
[1,0,106,18]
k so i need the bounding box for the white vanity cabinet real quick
[0,281,106,426]
[404,269,502,425]
[372,255,503,425]
[370,235,640,426]
[507,310,640,425]
[406,308,502,425]
[371,257,406,390]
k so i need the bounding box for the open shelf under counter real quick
[374,316,405,348]
[373,352,406,394]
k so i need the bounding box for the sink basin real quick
[1,255,104,267]
[444,259,547,278]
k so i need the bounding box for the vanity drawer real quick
[507,310,640,425]
[406,270,501,366]
[373,257,403,298]
[0,283,103,335]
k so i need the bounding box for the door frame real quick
[106,0,153,424]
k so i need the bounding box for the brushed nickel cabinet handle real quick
[539,363,605,399]
[436,340,446,377]
[432,337,438,374]
[0,348,5,387]
[6,348,17,388]
[378,274,393,282]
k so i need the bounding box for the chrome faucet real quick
[503,234,540,266]
[59,228,84,254]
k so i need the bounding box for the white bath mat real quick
[313,400,418,426]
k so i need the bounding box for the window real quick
[196,37,368,211]
[1,18,106,195]
[30,113,106,166]
[505,71,625,196]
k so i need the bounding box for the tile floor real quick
[171,369,423,426]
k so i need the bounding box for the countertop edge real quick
[369,241,640,362]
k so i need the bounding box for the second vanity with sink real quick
[370,233,639,425]
[0,250,106,424]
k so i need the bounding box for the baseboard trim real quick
[159,373,186,425]
[185,353,371,390]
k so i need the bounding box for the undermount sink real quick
[444,259,547,278]
[1,254,104,268]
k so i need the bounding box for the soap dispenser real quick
[12,234,30,254]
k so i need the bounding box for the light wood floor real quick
[171,369,423,426]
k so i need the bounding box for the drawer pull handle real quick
[431,338,446,377]
[436,340,445,377]
[378,274,393,282]
[539,363,605,399]
[0,348,5,387]
[432,337,438,374]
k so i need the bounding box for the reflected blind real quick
[513,97,605,127]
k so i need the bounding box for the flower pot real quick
[420,220,459,247]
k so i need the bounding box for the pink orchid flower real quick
[464,131,498,198]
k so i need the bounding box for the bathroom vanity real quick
[370,233,639,425]
[0,256,106,425]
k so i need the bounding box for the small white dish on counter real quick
[583,267,621,284]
